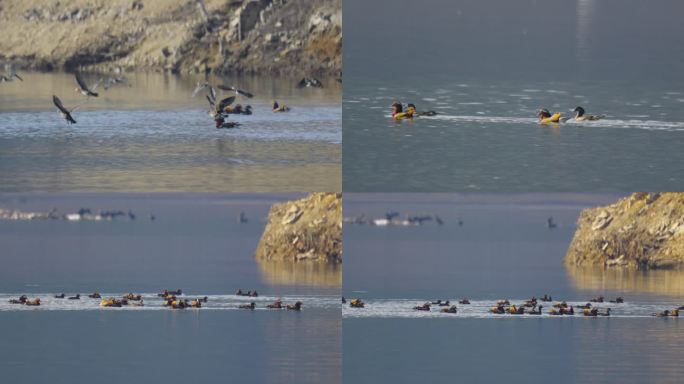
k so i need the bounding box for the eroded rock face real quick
[0,0,341,76]
[255,193,341,264]
[565,193,684,269]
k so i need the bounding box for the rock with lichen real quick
[255,193,341,264]
[565,192,684,269]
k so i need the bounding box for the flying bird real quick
[0,67,23,82]
[191,81,212,97]
[103,76,127,90]
[52,95,78,124]
[217,85,254,98]
[74,73,101,97]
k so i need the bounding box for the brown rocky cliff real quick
[565,193,684,269]
[0,0,341,76]
[255,193,341,264]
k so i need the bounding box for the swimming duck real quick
[583,308,599,317]
[413,303,431,311]
[25,298,41,306]
[490,305,505,314]
[407,103,438,116]
[553,301,569,309]
[349,299,365,308]
[609,297,624,304]
[123,293,142,301]
[573,106,604,121]
[172,299,189,309]
[598,308,611,317]
[100,298,122,307]
[441,305,458,314]
[52,95,78,125]
[540,295,553,302]
[536,108,562,124]
[297,77,323,88]
[496,299,510,306]
[189,299,201,308]
[547,217,557,229]
[54,293,65,299]
[130,300,144,307]
[654,309,679,317]
[74,73,101,98]
[287,301,303,311]
[342,297,346,304]
[239,302,256,310]
[506,305,525,315]
[589,296,604,303]
[391,102,413,120]
[215,115,240,129]
[528,305,543,315]
[523,298,538,307]
[575,303,592,310]
[9,295,28,304]
[458,298,471,305]
[68,294,80,300]
[225,104,253,115]
[267,300,283,309]
[272,100,290,112]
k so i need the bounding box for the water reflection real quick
[257,260,342,287]
[0,71,341,112]
[566,266,684,297]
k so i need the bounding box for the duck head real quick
[391,102,403,115]
[536,108,551,119]
[573,106,585,117]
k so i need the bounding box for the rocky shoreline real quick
[0,0,341,76]
[565,193,684,269]
[254,193,341,264]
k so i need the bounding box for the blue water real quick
[342,193,684,383]
[0,193,341,384]
[0,72,341,192]
[343,0,684,191]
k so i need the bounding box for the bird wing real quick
[191,82,207,97]
[238,89,254,98]
[12,73,23,81]
[70,99,90,112]
[209,86,216,103]
[216,96,236,112]
[216,84,233,92]
[75,73,89,91]
[206,94,215,107]
[52,95,69,114]
[91,78,103,91]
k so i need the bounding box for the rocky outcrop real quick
[255,193,341,264]
[0,0,341,76]
[565,193,684,269]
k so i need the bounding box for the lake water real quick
[343,0,684,191]
[0,72,341,192]
[0,193,341,384]
[342,193,684,383]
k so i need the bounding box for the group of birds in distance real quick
[345,295,682,317]
[8,288,303,311]
[0,65,326,128]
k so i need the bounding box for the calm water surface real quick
[343,0,684,191]
[343,194,683,383]
[0,193,341,384]
[0,73,341,192]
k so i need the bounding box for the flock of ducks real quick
[7,288,303,311]
[345,295,683,317]
[51,72,129,125]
